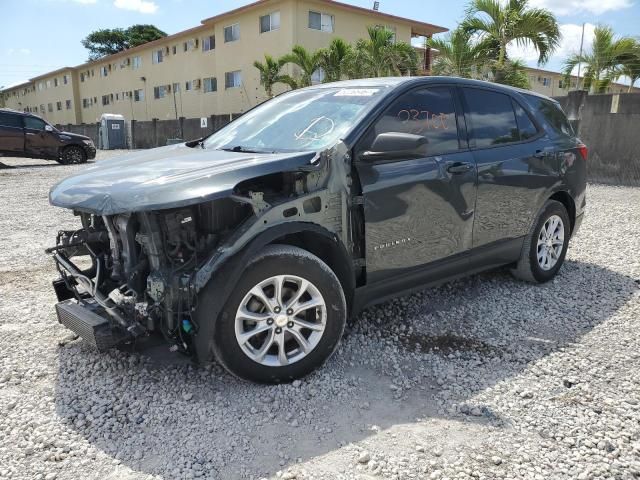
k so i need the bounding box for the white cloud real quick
[508,23,596,71]
[113,0,158,13]
[528,0,633,15]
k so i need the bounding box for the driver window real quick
[24,117,46,131]
[367,87,460,157]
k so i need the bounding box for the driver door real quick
[355,86,477,283]
[24,116,59,158]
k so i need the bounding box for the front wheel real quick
[58,145,87,165]
[208,244,347,383]
[511,200,571,283]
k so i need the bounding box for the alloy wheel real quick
[536,214,565,270]
[234,275,327,367]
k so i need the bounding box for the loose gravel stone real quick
[1,156,639,480]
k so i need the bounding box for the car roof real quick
[0,107,40,118]
[305,76,555,101]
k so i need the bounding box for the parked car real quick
[0,108,95,164]
[47,77,586,383]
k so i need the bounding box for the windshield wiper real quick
[220,145,262,153]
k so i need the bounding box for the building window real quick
[54,78,59,87]
[225,70,242,89]
[102,95,110,106]
[134,89,144,102]
[172,82,180,93]
[153,85,169,99]
[80,73,85,83]
[82,99,89,108]
[185,80,192,91]
[63,75,69,85]
[100,66,108,77]
[309,11,334,32]
[203,77,217,93]
[542,77,550,87]
[132,56,142,69]
[56,101,62,111]
[203,35,215,51]
[47,103,53,112]
[152,49,163,64]
[260,11,280,33]
[46,80,51,88]
[172,45,177,55]
[224,23,240,42]
[66,100,72,110]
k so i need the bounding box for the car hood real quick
[49,143,318,215]
[58,131,91,142]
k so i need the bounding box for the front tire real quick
[58,145,87,165]
[511,200,571,283]
[208,244,347,383]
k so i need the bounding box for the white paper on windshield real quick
[334,88,379,97]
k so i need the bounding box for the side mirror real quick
[360,132,428,161]
[45,125,54,132]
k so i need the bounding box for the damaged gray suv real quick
[48,77,586,383]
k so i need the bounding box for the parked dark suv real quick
[47,77,586,383]
[0,109,96,164]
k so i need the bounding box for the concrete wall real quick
[555,91,640,186]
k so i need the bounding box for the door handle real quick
[25,132,35,136]
[446,162,473,174]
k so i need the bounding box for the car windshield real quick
[204,87,386,153]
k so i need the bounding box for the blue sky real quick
[1,0,639,88]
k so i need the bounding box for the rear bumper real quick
[55,299,124,351]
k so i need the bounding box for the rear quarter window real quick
[462,88,520,147]
[527,96,574,137]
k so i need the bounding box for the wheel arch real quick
[548,190,576,234]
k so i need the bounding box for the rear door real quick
[0,112,25,154]
[460,87,557,248]
[24,116,59,158]
[355,85,477,283]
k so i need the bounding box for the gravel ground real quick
[1,152,639,480]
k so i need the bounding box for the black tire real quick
[206,244,347,384]
[511,200,571,283]
[59,145,87,165]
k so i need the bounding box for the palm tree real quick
[563,26,636,93]
[617,38,640,92]
[318,38,352,82]
[281,45,323,87]
[253,54,297,97]
[462,0,560,68]
[427,28,488,78]
[344,26,419,78]
[492,58,530,88]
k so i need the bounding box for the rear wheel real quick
[58,145,86,165]
[209,244,347,383]
[511,200,570,283]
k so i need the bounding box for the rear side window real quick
[512,100,538,140]
[370,87,460,156]
[528,96,574,136]
[0,112,23,128]
[462,88,519,147]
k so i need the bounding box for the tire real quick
[511,200,571,283]
[206,244,347,384]
[59,145,87,165]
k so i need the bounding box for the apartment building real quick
[1,0,446,125]
[525,67,640,97]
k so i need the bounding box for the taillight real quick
[577,144,588,160]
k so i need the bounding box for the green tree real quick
[281,45,324,87]
[81,24,167,60]
[318,38,352,82]
[616,38,640,92]
[462,0,560,68]
[253,54,298,97]
[344,26,418,78]
[563,26,636,93]
[427,28,488,78]
[491,58,530,88]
